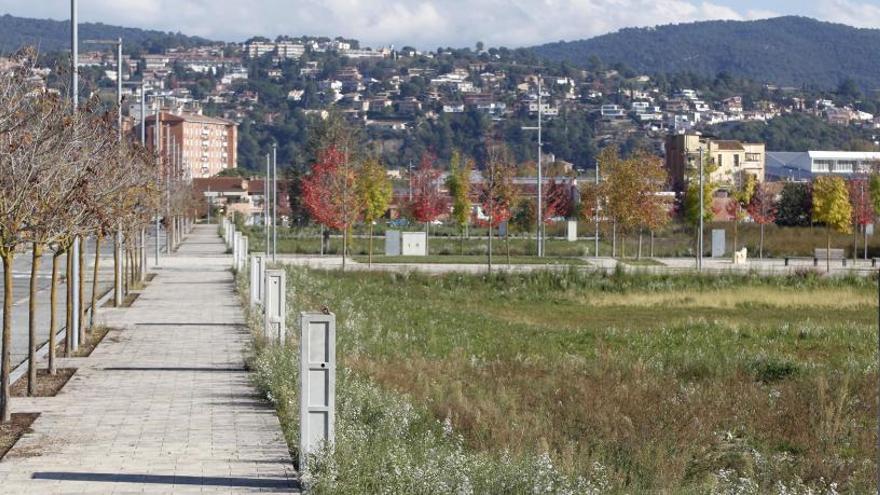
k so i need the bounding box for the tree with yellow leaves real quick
[358,157,392,267]
[812,176,852,272]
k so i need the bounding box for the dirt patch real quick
[0,413,39,461]
[102,292,140,308]
[11,368,76,397]
[56,326,111,358]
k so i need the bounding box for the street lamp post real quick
[265,153,270,258]
[272,143,278,263]
[594,160,600,258]
[69,0,80,350]
[522,77,544,257]
[698,148,704,272]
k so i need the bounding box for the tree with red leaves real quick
[479,144,516,269]
[407,152,447,253]
[848,178,873,261]
[746,182,777,259]
[302,146,361,270]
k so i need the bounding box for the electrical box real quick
[299,312,336,471]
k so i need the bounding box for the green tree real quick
[776,182,813,227]
[358,158,392,267]
[727,172,756,253]
[445,151,473,254]
[869,173,880,216]
[681,153,717,256]
[812,176,853,272]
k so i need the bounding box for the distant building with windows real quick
[765,151,880,181]
[665,133,765,192]
[144,112,238,180]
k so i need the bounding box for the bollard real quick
[813,257,818,267]
[250,255,265,307]
[842,258,847,267]
[264,270,286,342]
[299,311,336,473]
[873,258,877,268]
[238,236,249,272]
[231,230,239,269]
[784,257,789,267]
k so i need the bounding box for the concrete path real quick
[0,225,298,494]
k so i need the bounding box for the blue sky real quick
[0,0,878,48]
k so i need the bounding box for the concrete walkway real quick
[0,225,298,494]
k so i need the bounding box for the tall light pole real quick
[522,76,544,257]
[154,97,162,265]
[698,148,704,272]
[594,160,600,258]
[69,0,80,350]
[272,143,278,263]
[265,153,270,258]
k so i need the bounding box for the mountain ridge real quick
[530,16,880,90]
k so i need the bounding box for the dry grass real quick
[286,267,877,493]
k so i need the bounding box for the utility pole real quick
[698,148,704,272]
[154,98,162,265]
[522,76,544,257]
[265,153,270,258]
[69,0,80,350]
[272,143,278,263]
[594,160,600,258]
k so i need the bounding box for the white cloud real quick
[0,0,788,48]
[818,0,880,28]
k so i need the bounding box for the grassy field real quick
[244,221,880,260]
[241,267,877,494]
[350,255,590,265]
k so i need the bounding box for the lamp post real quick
[69,0,80,349]
[594,160,600,258]
[698,148,704,272]
[265,153,270,258]
[522,76,544,257]
[272,143,278,263]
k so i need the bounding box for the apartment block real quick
[145,112,238,179]
[665,134,765,192]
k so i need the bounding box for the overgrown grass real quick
[244,222,880,259]
[240,266,877,493]
[350,255,590,265]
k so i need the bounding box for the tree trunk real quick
[425,222,429,255]
[620,234,626,260]
[853,224,857,263]
[368,223,373,268]
[113,233,120,307]
[48,251,60,376]
[638,231,643,260]
[89,235,101,329]
[865,225,869,261]
[826,227,831,273]
[1,252,14,423]
[65,248,73,357]
[759,224,765,259]
[487,218,493,273]
[505,227,511,266]
[341,225,347,272]
[27,243,43,397]
[612,220,617,258]
[77,242,85,346]
[650,230,655,258]
[460,225,465,256]
[732,207,738,253]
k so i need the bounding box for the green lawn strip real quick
[618,258,665,266]
[350,255,589,265]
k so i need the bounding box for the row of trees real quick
[0,51,185,424]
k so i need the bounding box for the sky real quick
[1,0,879,48]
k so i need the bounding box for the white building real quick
[766,150,880,181]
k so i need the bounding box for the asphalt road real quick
[0,227,167,370]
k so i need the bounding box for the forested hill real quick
[531,16,880,90]
[0,14,212,55]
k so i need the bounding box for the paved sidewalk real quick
[0,225,298,494]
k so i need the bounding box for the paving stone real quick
[0,226,299,494]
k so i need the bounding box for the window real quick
[834,161,855,173]
[745,153,761,162]
[734,155,741,168]
[813,160,831,172]
[717,154,723,167]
